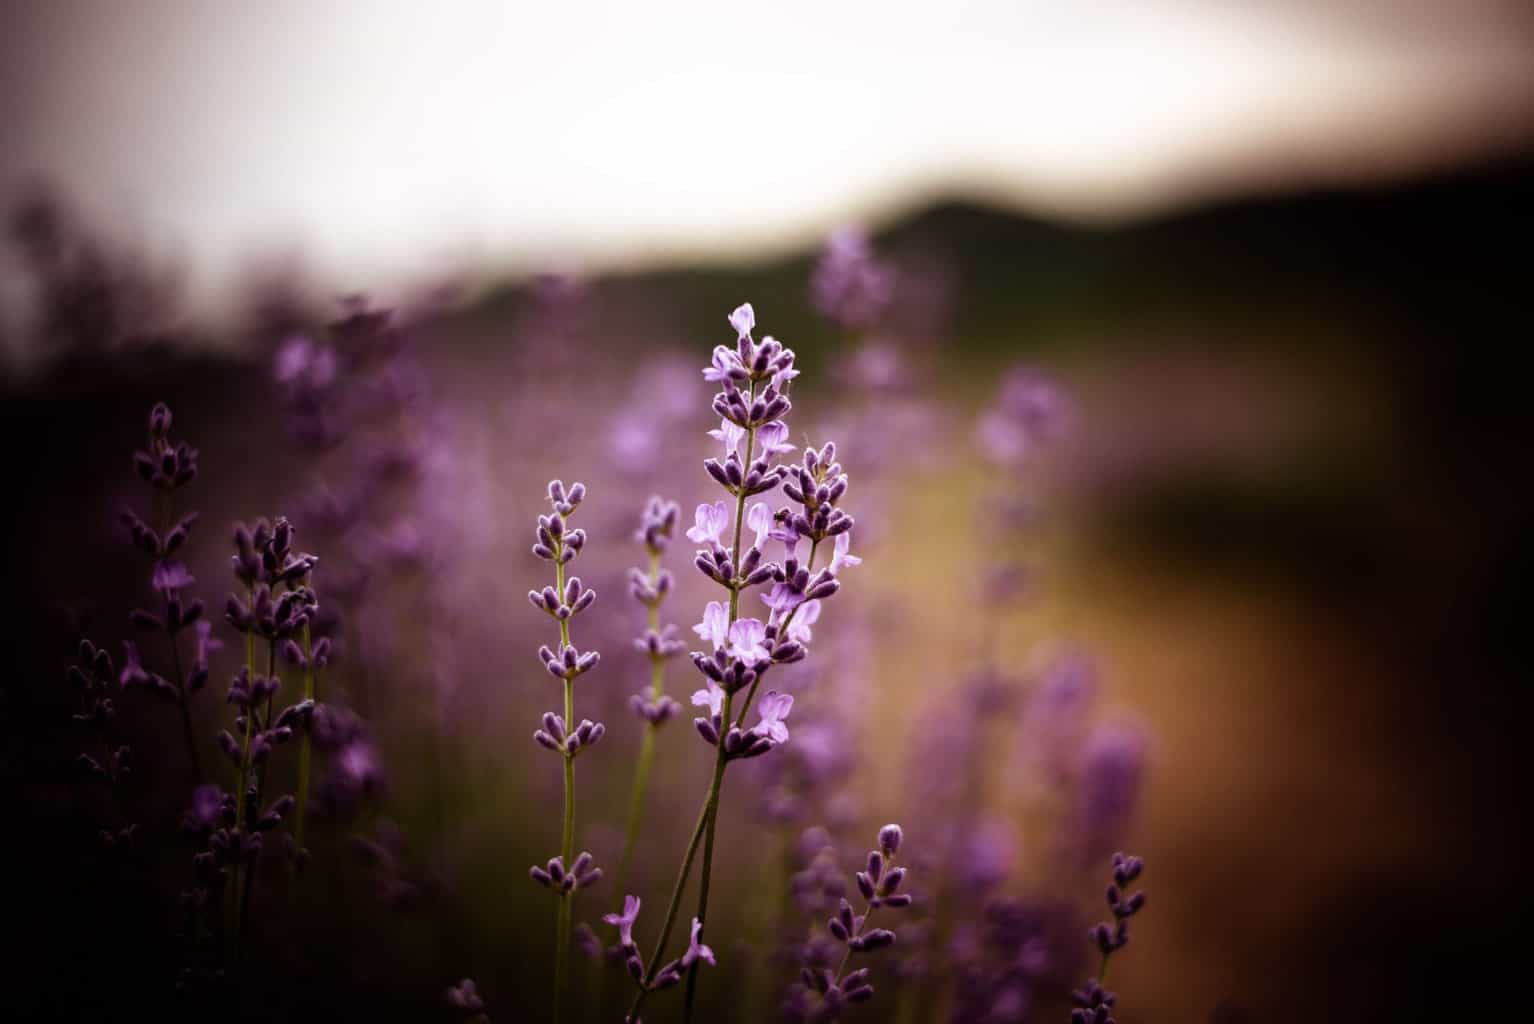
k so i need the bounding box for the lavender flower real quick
[1072,853,1147,1024]
[66,638,136,848]
[810,227,896,333]
[221,516,319,944]
[119,401,207,778]
[626,303,861,1024]
[445,978,490,1023]
[526,479,603,1018]
[614,497,686,906]
[785,824,912,1021]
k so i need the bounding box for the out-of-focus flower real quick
[810,227,896,332]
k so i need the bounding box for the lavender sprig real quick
[1072,852,1147,1024]
[120,401,206,779]
[625,303,859,1024]
[787,824,912,1021]
[525,479,603,1018]
[613,497,684,902]
[67,638,137,847]
[445,977,491,1023]
[221,516,319,946]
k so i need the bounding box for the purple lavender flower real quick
[66,639,135,834]
[120,402,209,778]
[810,227,896,332]
[751,690,794,744]
[1072,853,1147,1024]
[606,895,642,952]
[785,824,912,1021]
[625,303,861,1024]
[614,495,686,906]
[526,479,604,1016]
[974,367,1072,466]
[445,977,490,1023]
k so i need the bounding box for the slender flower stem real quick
[682,411,756,1023]
[167,627,203,781]
[230,589,256,953]
[625,701,729,1024]
[614,551,665,900]
[238,639,277,947]
[554,551,575,1021]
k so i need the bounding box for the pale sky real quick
[2,0,1531,315]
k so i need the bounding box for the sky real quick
[2,0,1532,315]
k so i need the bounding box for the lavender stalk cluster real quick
[119,402,209,779]
[620,303,866,1024]
[1072,853,1147,1024]
[219,515,321,939]
[787,824,912,1021]
[67,638,137,848]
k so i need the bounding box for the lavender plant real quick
[68,638,137,848]
[526,479,605,1017]
[613,496,685,899]
[785,824,913,1021]
[1072,853,1147,1024]
[221,516,319,943]
[119,402,207,779]
[613,302,861,1024]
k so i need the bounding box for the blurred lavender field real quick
[3,5,1531,1022]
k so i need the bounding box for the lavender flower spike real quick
[526,479,603,1019]
[614,497,684,906]
[625,303,861,1024]
[121,402,207,779]
[1072,852,1148,1024]
[786,824,913,1021]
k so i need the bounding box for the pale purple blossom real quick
[706,418,746,455]
[728,302,755,341]
[151,560,194,596]
[685,500,730,546]
[786,599,821,646]
[755,420,796,457]
[693,601,729,650]
[747,501,773,550]
[604,894,642,949]
[727,618,770,665]
[682,917,716,968]
[829,532,862,574]
[752,690,794,744]
[703,345,737,384]
[691,680,726,717]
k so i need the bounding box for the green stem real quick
[238,638,277,947]
[614,551,666,900]
[683,409,756,1023]
[625,729,728,1024]
[230,595,256,955]
[554,549,576,1020]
